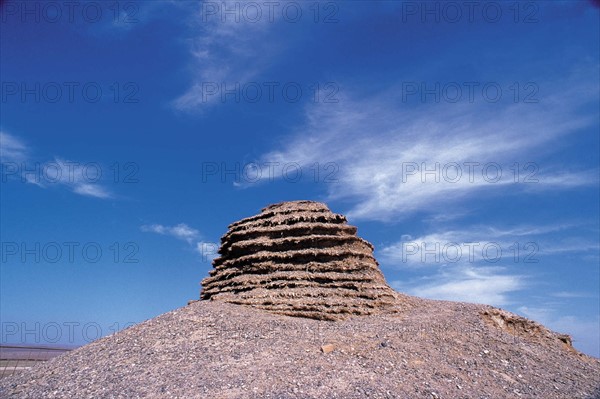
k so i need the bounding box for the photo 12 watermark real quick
[398,162,539,184]
[200,161,339,184]
[196,81,339,104]
[399,1,540,24]
[400,241,539,264]
[1,241,140,264]
[201,1,340,24]
[197,242,219,263]
[1,321,138,345]
[1,1,140,24]
[1,161,140,185]
[1,81,140,104]
[401,81,539,104]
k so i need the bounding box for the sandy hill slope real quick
[2,201,598,398]
[0,298,598,398]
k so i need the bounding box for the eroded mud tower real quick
[200,200,399,320]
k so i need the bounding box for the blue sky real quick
[1,1,599,356]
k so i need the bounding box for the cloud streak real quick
[173,2,280,111]
[258,68,599,222]
[378,222,596,268]
[391,265,524,306]
[0,131,28,163]
[141,223,217,261]
[0,132,113,199]
[141,223,200,244]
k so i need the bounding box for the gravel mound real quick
[1,297,598,398]
[3,201,598,398]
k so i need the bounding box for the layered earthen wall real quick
[201,200,399,320]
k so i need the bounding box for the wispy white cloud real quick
[378,222,597,268]
[141,223,218,261]
[537,237,600,255]
[173,2,281,111]
[141,223,200,244]
[73,183,111,199]
[0,131,28,163]
[51,158,112,199]
[382,220,596,313]
[257,67,598,221]
[0,133,113,199]
[391,265,524,306]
